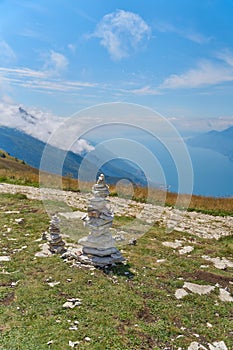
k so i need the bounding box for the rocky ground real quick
[0,183,232,240]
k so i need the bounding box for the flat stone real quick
[83,246,118,256]
[218,288,233,302]
[202,255,233,270]
[78,234,115,249]
[179,246,194,255]
[208,341,228,350]
[162,240,183,249]
[89,254,124,266]
[175,288,189,299]
[0,256,11,262]
[183,282,215,295]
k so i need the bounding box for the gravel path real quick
[0,183,232,239]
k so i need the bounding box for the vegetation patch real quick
[0,193,232,349]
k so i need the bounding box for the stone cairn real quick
[48,214,66,254]
[78,174,124,267]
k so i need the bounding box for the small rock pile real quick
[48,214,66,254]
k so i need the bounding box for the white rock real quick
[208,341,228,350]
[47,281,60,287]
[0,256,11,262]
[162,241,183,249]
[175,288,189,299]
[218,288,233,302]
[202,256,233,270]
[179,246,194,255]
[206,322,213,328]
[68,340,80,347]
[84,337,91,342]
[183,282,215,295]
[63,298,82,308]
[15,218,24,224]
[188,342,207,350]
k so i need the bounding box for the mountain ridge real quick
[0,126,147,186]
[187,125,233,161]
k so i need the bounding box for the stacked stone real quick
[48,214,66,254]
[79,174,124,267]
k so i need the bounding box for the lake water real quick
[147,144,233,197]
[86,128,233,198]
[186,146,233,197]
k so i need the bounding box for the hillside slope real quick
[0,150,38,174]
[187,126,233,161]
[0,126,147,185]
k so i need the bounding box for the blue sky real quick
[1,0,233,131]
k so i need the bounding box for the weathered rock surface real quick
[218,288,233,302]
[202,256,233,270]
[188,341,228,350]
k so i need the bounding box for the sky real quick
[1,0,233,132]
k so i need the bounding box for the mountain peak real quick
[19,106,37,125]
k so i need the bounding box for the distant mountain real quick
[0,126,147,186]
[187,126,233,162]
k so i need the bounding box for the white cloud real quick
[0,67,97,93]
[0,99,94,154]
[170,116,233,133]
[0,67,46,78]
[43,50,68,75]
[155,22,210,44]
[0,40,16,63]
[216,49,233,67]
[92,9,151,60]
[68,43,76,53]
[161,60,233,89]
[123,85,161,96]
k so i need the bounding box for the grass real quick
[0,193,232,349]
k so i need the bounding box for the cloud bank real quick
[0,100,94,154]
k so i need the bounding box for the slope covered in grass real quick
[0,193,232,349]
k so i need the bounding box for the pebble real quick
[47,281,60,287]
[84,337,91,342]
[15,218,24,224]
[63,298,82,309]
[68,340,80,348]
